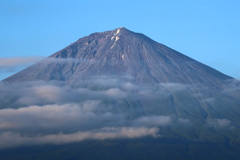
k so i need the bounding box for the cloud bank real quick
[0,76,239,149]
[0,79,178,149]
[0,127,160,149]
[0,102,166,148]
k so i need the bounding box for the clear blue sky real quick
[1,0,240,80]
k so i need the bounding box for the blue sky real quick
[1,0,240,80]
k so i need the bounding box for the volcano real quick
[4,27,240,138]
[4,27,233,87]
[2,27,240,159]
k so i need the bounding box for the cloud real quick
[1,76,239,149]
[207,118,232,128]
[44,57,95,64]
[0,101,163,149]
[221,79,240,101]
[0,127,159,149]
[132,116,172,127]
[0,78,173,149]
[0,102,172,133]
[177,118,192,126]
[159,83,187,92]
[202,98,215,103]
[0,57,44,72]
[0,80,131,107]
[0,103,123,133]
[0,79,180,107]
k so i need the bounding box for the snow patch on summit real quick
[111,36,120,49]
[111,29,121,40]
[116,29,120,35]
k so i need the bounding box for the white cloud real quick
[0,97,165,149]
[207,118,232,128]
[202,98,215,103]
[0,127,159,149]
[0,103,119,132]
[133,116,172,127]
[0,77,239,149]
[0,57,44,71]
[0,80,182,107]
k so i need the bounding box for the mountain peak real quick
[115,26,128,30]
[111,27,133,35]
[4,28,232,86]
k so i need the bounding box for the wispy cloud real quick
[0,127,159,149]
[0,57,44,72]
[207,118,232,128]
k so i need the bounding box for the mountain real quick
[4,27,240,137]
[1,27,240,159]
[4,27,232,87]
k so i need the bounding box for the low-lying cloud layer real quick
[0,77,185,107]
[0,127,160,149]
[0,101,167,148]
[0,76,239,149]
[0,78,176,148]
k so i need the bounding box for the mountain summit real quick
[4,27,232,87]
